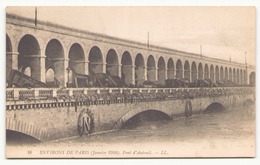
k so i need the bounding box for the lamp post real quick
[66,67,70,88]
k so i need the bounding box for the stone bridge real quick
[6,87,255,142]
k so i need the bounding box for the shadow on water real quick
[6,130,41,146]
[122,110,172,129]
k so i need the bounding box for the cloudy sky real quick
[7,6,256,65]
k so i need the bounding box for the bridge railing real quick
[6,87,255,101]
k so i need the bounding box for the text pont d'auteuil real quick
[38,150,168,156]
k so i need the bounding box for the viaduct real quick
[6,13,255,87]
[6,13,256,142]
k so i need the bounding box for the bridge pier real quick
[6,51,18,81]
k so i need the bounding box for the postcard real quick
[5,6,256,158]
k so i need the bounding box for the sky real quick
[6,6,256,65]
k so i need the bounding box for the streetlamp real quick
[66,67,70,88]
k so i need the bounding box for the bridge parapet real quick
[6,87,255,111]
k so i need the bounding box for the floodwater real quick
[6,103,255,157]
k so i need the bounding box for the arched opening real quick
[121,51,133,85]
[233,68,236,84]
[106,49,119,76]
[191,62,197,82]
[184,60,190,82]
[249,72,255,86]
[176,59,183,79]
[204,64,209,79]
[6,34,12,52]
[198,63,203,80]
[122,110,172,129]
[89,46,103,74]
[204,103,225,113]
[69,43,85,74]
[68,43,86,87]
[147,55,156,81]
[45,39,65,87]
[210,65,214,82]
[18,34,41,81]
[224,67,228,81]
[244,70,246,84]
[240,69,243,85]
[135,53,145,86]
[6,130,41,145]
[243,99,254,106]
[6,34,13,81]
[158,57,166,85]
[167,58,174,79]
[220,66,224,81]
[229,68,233,81]
[237,69,240,84]
[215,66,219,81]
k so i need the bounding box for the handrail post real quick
[34,89,39,98]
[13,89,19,100]
[53,88,57,98]
[68,88,73,97]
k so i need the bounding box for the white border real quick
[0,0,259,164]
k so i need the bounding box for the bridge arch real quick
[204,64,209,79]
[18,34,41,81]
[6,34,12,52]
[191,62,197,82]
[240,69,243,84]
[198,63,203,79]
[69,43,85,74]
[249,72,255,86]
[229,68,233,81]
[215,66,219,81]
[243,98,254,106]
[224,67,228,81]
[135,53,145,86]
[167,58,174,79]
[237,68,240,84]
[204,102,225,113]
[113,109,172,130]
[233,68,236,84]
[147,55,156,81]
[6,118,49,142]
[176,59,183,79]
[210,65,214,82]
[6,34,14,81]
[184,60,190,81]
[68,43,86,87]
[158,56,166,85]
[219,66,224,81]
[45,39,65,87]
[106,49,119,76]
[244,70,246,84]
[89,46,104,74]
[121,51,133,85]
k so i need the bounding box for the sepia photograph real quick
[5,6,256,158]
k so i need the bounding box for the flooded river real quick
[6,104,255,157]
